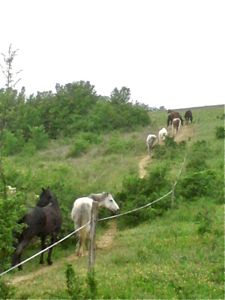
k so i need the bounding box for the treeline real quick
[0,82,150,155]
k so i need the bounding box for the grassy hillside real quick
[1,106,224,299]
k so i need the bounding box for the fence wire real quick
[0,154,187,277]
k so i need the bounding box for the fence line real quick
[98,190,173,222]
[171,154,187,207]
[0,222,90,277]
[0,153,187,278]
[0,191,172,278]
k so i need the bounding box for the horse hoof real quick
[40,260,44,264]
[47,261,53,265]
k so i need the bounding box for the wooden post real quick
[171,187,175,208]
[88,201,99,272]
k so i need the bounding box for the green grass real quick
[11,201,223,299]
[2,105,224,299]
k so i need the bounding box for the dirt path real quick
[138,155,151,178]
[10,220,117,285]
[138,125,194,180]
[173,124,194,143]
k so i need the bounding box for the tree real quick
[0,44,22,89]
[110,86,131,104]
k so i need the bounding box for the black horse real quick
[167,111,184,127]
[12,187,62,270]
[184,110,193,123]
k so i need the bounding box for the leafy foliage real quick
[215,126,225,139]
[0,192,25,270]
[116,164,171,228]
[66,264,83,300]
[178,140,223,202]
[0,279,15,299]
[0,82,150,147]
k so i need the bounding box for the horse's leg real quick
[147,142,150,154]
[78,229,87,256]
[12,239,30,270]
[47,234,56,265]
[76,231,82,256]
[40,236,46,264]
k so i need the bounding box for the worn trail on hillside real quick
[138,124,194,178]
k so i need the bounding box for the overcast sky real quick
[0,0,224,109]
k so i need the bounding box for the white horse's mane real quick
[89,192,109,202]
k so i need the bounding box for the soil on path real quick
[138,125,194,179]
[10,221,117,285]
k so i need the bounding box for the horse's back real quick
[42,204,62,234]
[71,197,93,227]
[21,207,46,238]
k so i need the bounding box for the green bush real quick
[0,129,24,156]
[0,279,15,299]
[68,138,89,157]
[215,126,225,139]
[116,164,171,228]
[195,209,212,235]
[66,264,83,300]
[153,137,186,160]
[0,192,26,270]
[67,132,102,157]
[28,125,49,150]
[178,169,218,200]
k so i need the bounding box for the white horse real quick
[71,192,120,256]
[172,118,181,136]
[146,134,157,155]
[158,128,168,143]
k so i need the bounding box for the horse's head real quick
[37,187,57,207]
[101,192,120,214]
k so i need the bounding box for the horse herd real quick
[9,109,192,272]
[11,187,120,270]
[146,110,193,154]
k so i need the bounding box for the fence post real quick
[88,201,99,272]
[171,184,176,208]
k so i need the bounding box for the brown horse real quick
[184,110,193,123]
[12,188,62,270]
[172,118,181,136]
[167,111,183,126]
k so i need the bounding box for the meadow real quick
[1,105,224,299]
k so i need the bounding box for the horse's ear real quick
[104,192,109,196]
[42,187,45,192]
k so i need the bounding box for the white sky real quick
[0,0,224,109]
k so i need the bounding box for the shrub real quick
[86,271,98,299]
[28,125,49,150]
[67,132,102,157]
[0,191,26,270]
[153,137,186,160]
[0,129,24,156]
[116,164,171,228]
[66,264,83,300]
[178,169,217,200]
[215,126,225,139]
[195,209,212,235]
[0,280,15,299]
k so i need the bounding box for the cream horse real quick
[71,192,119,256]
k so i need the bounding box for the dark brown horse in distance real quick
[184,110,193,123]
[167,111,184,126]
